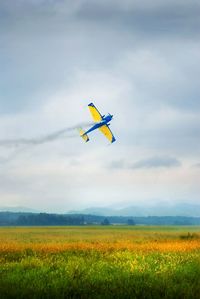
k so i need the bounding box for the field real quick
[0,226,200,299]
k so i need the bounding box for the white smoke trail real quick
[0,122,93,165]
[0,122,93,147]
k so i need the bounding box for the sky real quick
[0,0,200,212]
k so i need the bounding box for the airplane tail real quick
[78,128,89,142]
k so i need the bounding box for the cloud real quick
[109,156,181,170]
[132,156,182,169]
[0,0,199,210]
[76,0,200,38]
[1,0,200,114]
[193,163,200,168]
[109,159,126,169]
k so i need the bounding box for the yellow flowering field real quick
[0,226,200,299]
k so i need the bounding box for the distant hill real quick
[68,203,200,217]
[1,202,200,217]
[0,206,39,213]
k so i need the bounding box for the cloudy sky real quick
[0,0,200,212]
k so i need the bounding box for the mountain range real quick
[68,202,200,217]
[1,202,200,217]
[0,206,39,213]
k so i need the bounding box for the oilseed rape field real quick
[0,226,200,299]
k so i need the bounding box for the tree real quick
[101,218,110,225]
[127,218,135,225]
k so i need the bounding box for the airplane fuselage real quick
[79,103,115,143]
[85,114,113,135]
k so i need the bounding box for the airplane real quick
[79,103,116,143]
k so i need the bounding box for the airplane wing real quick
[88,103,102,122]
[99,125,116,143]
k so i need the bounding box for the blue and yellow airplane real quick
[79,103,116,143]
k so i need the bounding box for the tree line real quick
[0,212,200,226]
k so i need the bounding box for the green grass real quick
[0,226,200,299]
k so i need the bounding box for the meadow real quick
[0,226,200,299]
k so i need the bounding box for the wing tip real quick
[111,136,116,143]
[78,128,90,142]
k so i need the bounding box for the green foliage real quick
[179,232,200,240]
[1,250,200,299]
[1,212,200,226]
[101,218,110,225]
